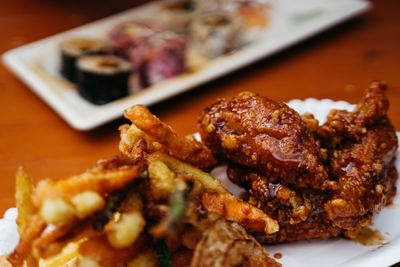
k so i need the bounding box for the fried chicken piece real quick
[301,113,319,136]
[265,83,397,242]
[318,81,389,147]
[226,164,343,243]
[198,92,330,189]
[324,117,398,232]
[316,82,398,232]
[227,164,312,225]
[199,83,398,244]
[262,85,398,243]
[255,190,342,243]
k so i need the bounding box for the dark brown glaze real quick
[324,117,398,231]
[255,190,342,243]
[198,91,330,189]
[301,113,319,137]
[227,164,312,225]
[318,81,389,147]
[199,83,398,244]
[227,164,345,244]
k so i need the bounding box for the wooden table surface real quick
[1,0,400,263]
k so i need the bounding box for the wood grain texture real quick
[0,1,399,261]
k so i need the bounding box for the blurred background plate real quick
[2,0,370,130]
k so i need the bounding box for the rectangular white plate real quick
[2,0,370,130]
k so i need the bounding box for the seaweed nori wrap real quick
[60,38,108,82]
[76,55,131,105]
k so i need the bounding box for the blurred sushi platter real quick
[2,0,370,130]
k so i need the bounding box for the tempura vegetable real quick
[124,104,217,169]
[15,167,35,235]
[202,192,279,234]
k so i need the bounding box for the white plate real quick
[0,98,399,267]
[2,0,370,130]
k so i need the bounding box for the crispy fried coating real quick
[226,164,343,243]
[301,113,319,138]
[201,192,279,234]
[318,82,398,232]
[125,105,217,169]
[15,167,36,235]
[32,154,145,207]
[227,164,312,225]
[324,117,398,231]
[318,81,389,147]
[78,235,148,267]
[200,83,398,243]
[198,92,329,189]
[7,215,46,266]
[255,190,342,243]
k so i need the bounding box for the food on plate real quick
[190,217,280,267]
[226,164,312,225]
[108,21,158,60]
[317,81,389,148]
[9,79,393,265]
[198,91,330,189]
[15,167,35,236]
[202,192,279,234]
[60,22,187,103]
[76,55,131,105]
[159,0,198,33]
[6,105,280,266]
[57,1,271,104]
[110,21,187,88]
[235,1,269,28]
[318,82,397,234]
[198,81,398,243]
[130,32,187,88]
[123,104,216,169]
[189,12,243,58]
[60,38,108,82]
[217,0,269,28]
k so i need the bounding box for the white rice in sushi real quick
[189,12,243,58]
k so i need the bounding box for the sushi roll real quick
[159,0,198,33]
[60,38,108,82]
[109,21,158,59]
[108,21,187,88]
[218,0,269,28]
[189,12,243,58]
[128,32,187,87]
[76,55,131,105]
